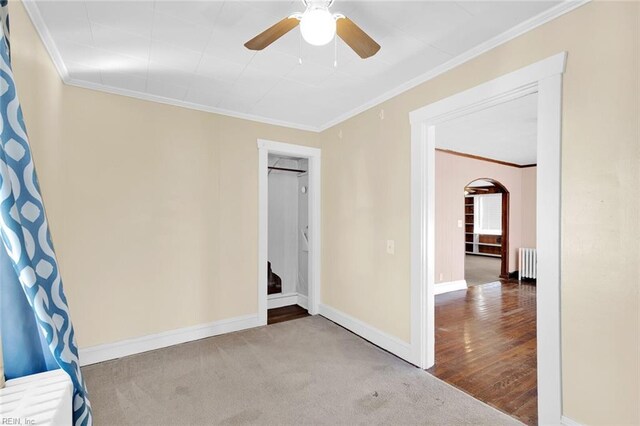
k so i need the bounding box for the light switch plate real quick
[457,219,463,228]
[386,240,395,255]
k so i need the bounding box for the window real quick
[474,193,502,235]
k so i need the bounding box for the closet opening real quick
[266,154,310,324]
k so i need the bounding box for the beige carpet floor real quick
[83,316,520,425]
[465,255,502,286]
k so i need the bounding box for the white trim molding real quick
[22,0,588,133]
[561,416,585,426]
[297,294,309,310]
[409,53,566,125]
[321,1,586,132]
[267,292,309,310]
[21,0,69,81]
[318,304,413,363]
[434,280,468,295]
[79,314,260,366]
[410,52,566,425]
[257,139,321,326]
[267,292,299,309]
[20,0,318,133]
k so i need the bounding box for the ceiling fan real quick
[244,0,381,59]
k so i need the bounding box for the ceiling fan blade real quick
[336,17,380,59]
[244,17,300,51]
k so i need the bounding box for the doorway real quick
[464,178,510,285]
[410,53,565,424]
[266,154,310,324]
[430,92,539,423]
[257,140,321,327]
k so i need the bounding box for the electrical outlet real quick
[439,273,443,281]
[386,240,395,255]
[457,219,463,228]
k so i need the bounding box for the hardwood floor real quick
[267,304,310,325]
[464,254,501,286]
[428,280,538,425]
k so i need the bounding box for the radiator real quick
[519,248,537,280]
[0,369,72,426]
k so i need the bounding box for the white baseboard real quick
[267,292,309,309]
[79,314,260,366]
[434,279,468,295]
[561,416,584,426]
[267,292,299,309]
[297,294,308,309]
[318,304,413,364]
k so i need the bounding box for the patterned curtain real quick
[0,1,91,424]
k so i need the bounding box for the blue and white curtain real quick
[0,1,91,424]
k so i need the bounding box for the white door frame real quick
[409,52,566,425]
[257,139,321,325]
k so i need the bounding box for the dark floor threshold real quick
[267,304,310,325]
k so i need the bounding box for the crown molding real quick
[20,0,321,133]
[22,0,589,134]
[435,148,537,169]
[317,0,589,132]
[21,0,69,79]
[63,77,321,132]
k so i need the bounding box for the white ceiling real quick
[436,93,538,165]
[29,0,565,130]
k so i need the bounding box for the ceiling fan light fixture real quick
[300,7,336,46]
[244,0,380,59]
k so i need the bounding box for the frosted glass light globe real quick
[300,8,336,46]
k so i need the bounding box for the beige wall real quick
[11,1,319,348]
[320,2,639,425]
[435,151,537,284]
[11,0,639,424]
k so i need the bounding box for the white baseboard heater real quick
[519,248,537,280]
[0,369,72,426]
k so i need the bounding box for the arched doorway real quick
[464,178,509,281]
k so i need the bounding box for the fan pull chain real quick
[299,30,303,65]
[334,34,338,68]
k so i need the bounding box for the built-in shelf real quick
[464,194,502,258]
